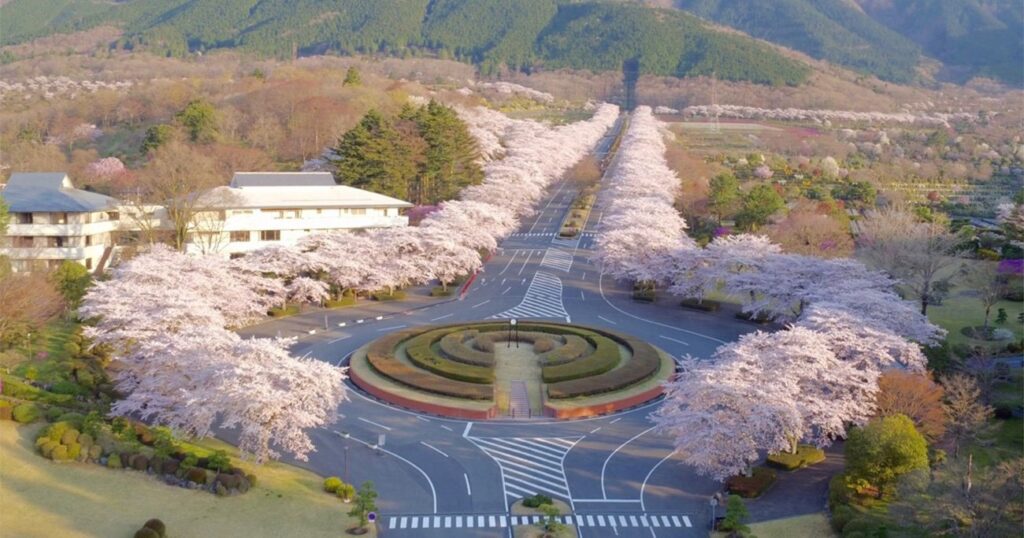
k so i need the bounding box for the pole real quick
[344,446,350,483]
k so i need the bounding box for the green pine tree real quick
[330,110,416,201]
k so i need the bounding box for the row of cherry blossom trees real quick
[677,104,976,128]
[81,104,619,462]
[594,106,696,284]
[594,109,946,480]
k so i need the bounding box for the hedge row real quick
[438,331,495,366]
[766,445,826,471]
[405,332,494,384]
[541,334,620,384]
[365,329,493,400]
[680,298,720,312]
[547,330,662,399]
[726,466,777,498]
[538,334,590,366]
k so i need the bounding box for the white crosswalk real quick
[539,248,574,272]
[467,436,578,501]
[492,271,568,320]
[508,232,596,238]
[385,513,693,530]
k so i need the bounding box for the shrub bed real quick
[405,332,494,383]
[547,333,661,399]
[766,445,826,471]
[371,290,407,301]
[726,467,777,498]
[430,286,454,297]
[268,305,299,317]
[438,331,495,366]
[538,335,590,366]
[680,298,721,311]
[325,295,357,308]
[736,311,773,324]
[365,330,493,400]
[541,334,620,383]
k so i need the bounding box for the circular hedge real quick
[360,321,665,402]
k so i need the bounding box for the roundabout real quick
[349,321,675,420]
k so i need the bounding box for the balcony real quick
[0,243,108,261]
[6,219,120,237]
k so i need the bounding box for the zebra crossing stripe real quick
[539,248,574,272]
[385,512,691,530]
[491,271,568,320]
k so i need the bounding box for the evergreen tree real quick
[141,124,173,153]
[708,172,741,222]
[343,66,362,86]
[330,110,416,201]
[175,100,218,143]
[409,100,483,205]
[736,184,785,231]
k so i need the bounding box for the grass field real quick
[712,513,835,538]
[0,422,373,538]
[927,290,1024,350]
[966,418,1024,468]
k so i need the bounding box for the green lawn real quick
[0,421,374,538]
[966,418,1024,468]
[927,291,1024,350]
[713,513,835,538]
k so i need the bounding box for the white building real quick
[186,172,412,257]
[0,173,120,273]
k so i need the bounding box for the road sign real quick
[378,433,386,448]
[368,512,377,522]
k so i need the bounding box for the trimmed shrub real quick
[830,504,856,533]
[547,331,662,399]
[143,519,166,537]
[522,494,553,508]
[40,440,59,458]
[324,476,343,493]
[107,453,123,469]
[726,467,776,498]
[12,403,40,423]
[539,335,589,365]
[161,459,180,475]
[680,298,721,311]
[541,334,620,383]
[132,454,150,471]
[217,473,241,489]
[371,290,406,301]
[61,428,81,445]
[207,450,231,472]
[268,304,299,317]
[246,473,258,487]
[66,442,82,461]
[186,467,208,484]
[238,477,251,494]
[430,286,454,297]
[56,412,85,429]
[87,445,102,461]
[44,407,63,422]
[326,295,357,308]
[438,331,494,366]
[134,528,160,538]
[77,433,94,449]
[0,400,11,420]
[736,311,773,324]
[336,482,356,501]
[215,483,229,496]
[766,445,826,471]
[632,288,655,302]
[533,338,556,354]
[405,336,494,384]
[51,445,70,461]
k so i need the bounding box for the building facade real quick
[186,172,412,257]
[0,173,119,273]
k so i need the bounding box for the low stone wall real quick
[543,385,665,419]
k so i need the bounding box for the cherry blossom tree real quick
[287,276,330,305]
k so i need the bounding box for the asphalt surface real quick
[236,116,762,537]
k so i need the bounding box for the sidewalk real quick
[745,445,845,523]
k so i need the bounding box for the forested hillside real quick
[0,0,809,86]
[854,0,1024,86]
[674,0,922,84]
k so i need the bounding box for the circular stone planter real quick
[348,321,674,420]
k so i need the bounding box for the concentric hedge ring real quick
[349,321,673,419]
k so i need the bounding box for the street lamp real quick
[709,495,718,531]
[507,319,519,348]
[344,446,350,483]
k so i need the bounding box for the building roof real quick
[208,172,412,209]
[230,172,336,188]
[1,172,118,213]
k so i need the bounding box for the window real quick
[230,231,251,242]
[259,230,280,241]
[15,213,32,224]
[232,210,253,217]
[351,208,366,216]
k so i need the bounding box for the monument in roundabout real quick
[348,320,675,419]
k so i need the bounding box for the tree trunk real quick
[920,296,928,316]
[963,452,973,497]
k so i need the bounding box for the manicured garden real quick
[350,321,673,419]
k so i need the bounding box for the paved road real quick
[237,116,761,537]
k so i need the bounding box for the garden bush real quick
[78,432,93,449]
[0,400,11,420]
[66,442,82,461]
[830,504,856,533]
[40,440,59,458]
[61,428,80,445]
[143,519,166,538]
[186,467,208,484]
[217,473,241,489]
[207,449,231,472]
[766,445,826,470]
[522,494,553,508]
[726,467,776,498]
[371,290,406,301]
[336,482,356,501]
[324,476,343,493]
[680,298,721,311]
[430,286,454,297]
[632,288,655,302]
[132,454,150,471]
[326,295,357,308]
[51,445,70,461]
[268,304,300,317]
[134,528,160,538]
[533,338,556,353]
[107,453,123,469]
[56,412,86,429]
[44,407,64,422]
[12,403,40,423]
[87,445,102,461]
[736,311,773,324]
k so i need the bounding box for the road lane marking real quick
[659,335,690,346]
[597,315,617,325]
[327,335,351,344]
[430,313,454,321]
[602,426,657,498]
[376,325,407,331]
[358,417,392,431]
[420,441,449,458]
[471,300,490,309]
[499,251,520,275]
